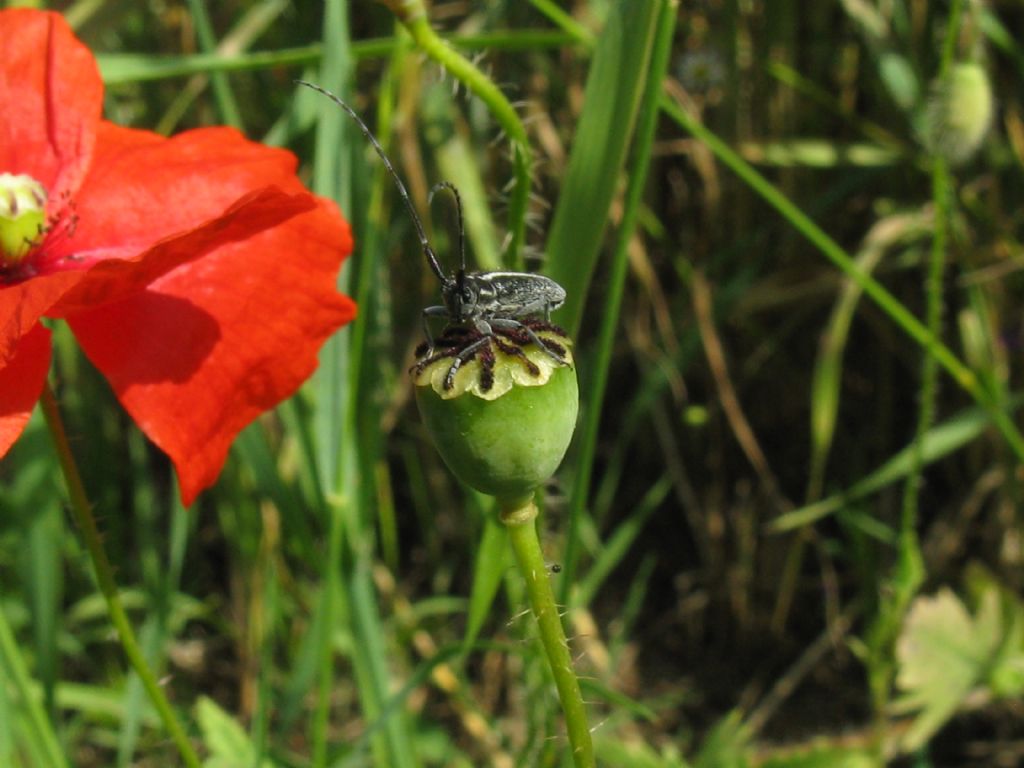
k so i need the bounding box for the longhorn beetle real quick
[296,81,569,389]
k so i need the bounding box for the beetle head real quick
[443,269,480,322]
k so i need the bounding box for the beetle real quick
[296,81,568,388]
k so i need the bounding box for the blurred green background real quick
[3,1,1024,766]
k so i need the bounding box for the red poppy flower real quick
[0,10,356,505]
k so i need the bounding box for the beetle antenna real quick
[428,181,466,277]
[295,80,448,284]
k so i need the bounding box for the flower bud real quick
[0,173,47,263]
[413,324,578,506]
[923,62,993,166]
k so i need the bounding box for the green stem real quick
[898,160,950,545]
[940,0,965,68]
[897,0,965,570]
[879,0,965,746]
[660,95,1024,463]
[527,0,595,47]
[500,500,595,768]
[183,0,243,128]
[383,0,532,267]
[40,384,201,768]
[98,31,579,85]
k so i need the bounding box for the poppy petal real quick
[0,269,83,366]
[48,186,315,315]
[0,9,101,198]
[45,122,308,265]
[68,198,355,505]
[0,323,51,457]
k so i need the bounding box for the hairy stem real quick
[41,384,201,768]
[500,499,595,768]
[381,0,532,267]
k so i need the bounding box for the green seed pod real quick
[0,173,47,263]
[413,326,578,506]
[923,62,994,166]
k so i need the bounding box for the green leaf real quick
[893,581,1024,751]
[772,399,1023,532]
[421,84,503,272]
[545,0,661,336]
[694,711,751,768]
[739,140,900,167]
[877,51,919,112]
[807,210,931,500]
[591,737,690,768]
[197,696,275,768]
[759,744,875,768]
[463,511,507,651]
[963,565,1024,697]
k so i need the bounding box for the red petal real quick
[0,323,51,457]
[4,122,312,370]
[48,186,316,315]
[46,122,308,265]
[0,9,102,197]
[68,198,355,506]
[2,183,302,371]
[0,269,84,366]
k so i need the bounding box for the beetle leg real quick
[444,336,492,390]
[490,318,566,365]
[422,305,449,351]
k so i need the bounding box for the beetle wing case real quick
[473,271,566,319]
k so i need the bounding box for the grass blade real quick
[545,0,661,336]
[773,400,1022,532]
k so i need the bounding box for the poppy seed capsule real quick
[413,326,578,506]
[0,173,46,263]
